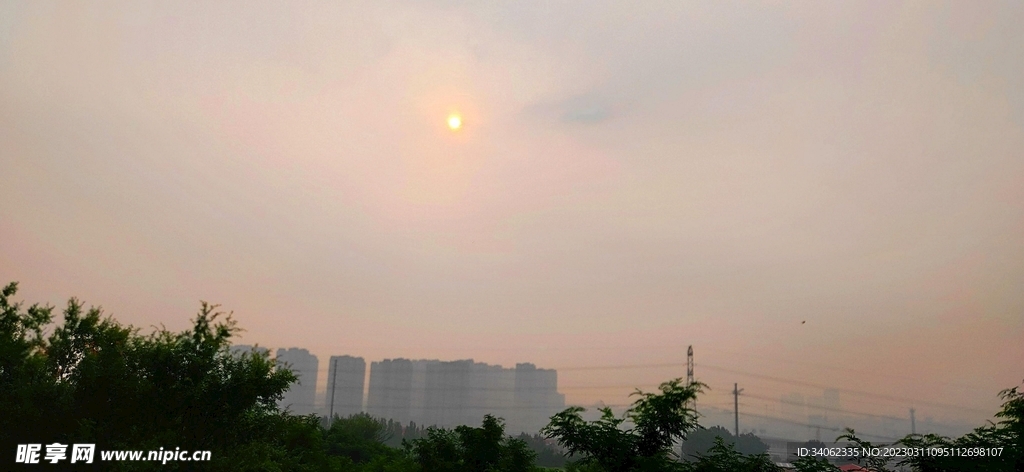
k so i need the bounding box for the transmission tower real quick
[687,345,694,384]
[687,345,695,411]
[733,383,744,436]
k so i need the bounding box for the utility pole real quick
[329,357,338,425]
[733,383,743,436]
[910,408,916,435]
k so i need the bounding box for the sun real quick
[447,114,462,131]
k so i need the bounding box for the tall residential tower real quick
[327,355,366,419]
[276,348,319,415]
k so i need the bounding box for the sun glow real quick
[447,114,462,130]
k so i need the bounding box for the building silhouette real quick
[409,359,441,425]
[365,358,563,434]
[367,358,414,424]
[327,355,366,419]
[276,348,318,415]
[467,362,516,428]
[263,346,564,431]
[512,363,565,434]
[423,359,473,428]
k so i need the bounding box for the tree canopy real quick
[0,281,310,470]
[681,425,770,460]
[406,415,536,472]
[542,379,706,471]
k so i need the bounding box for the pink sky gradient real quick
[1,1,1022,431]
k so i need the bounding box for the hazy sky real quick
[1,1,1022,430]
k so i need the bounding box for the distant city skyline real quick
[234,343,978,441]
[259,346,565,434]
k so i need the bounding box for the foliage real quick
[884,380,1024,472]
[324,413,397,464]
[517,432,569,468]
[681,425,770,460]
[381,419,426,448]
[1,282,302,470]
[406,414,538,472]
[733,433,770,456]
[1,282,61,456]
[681,437,781,472]
[835,428,897,472]
[839,384,1024,472]
[542,379,703,472]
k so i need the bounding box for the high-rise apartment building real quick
[409,359,440,426]
[365,358,563,434]
[512,363,565,435]
[367,358,414,424]
[326,355,366,419]
[467,362,516,428]
[422,359,474,428]
[276,348,319,415]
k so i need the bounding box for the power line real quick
[741,394,965,434]
[741,392,908,422]
[560,384,674,391]
[735,411,902,442]
[740,384,984,425]
[552,360,991,416]
[695,345,991,393]
[555,362,685,372]
[696,363,990,415]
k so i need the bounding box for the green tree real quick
[407,415,538,472]
[681,426,729,462]
[324,413,395,464]
[517,432,569,468]
[681,426,769,461]
[683,437,780,472]
[893,380,1023,472]
[408,427,464,472]
[0,282,321,471]
[0,282,61,456]
[734,432,770,456]
[542,379,703,472]
[835,428,896,472]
